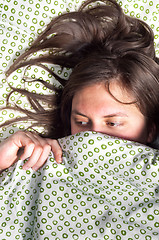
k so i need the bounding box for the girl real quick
[0,0,159,171]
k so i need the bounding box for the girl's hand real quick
[0,131,63,171]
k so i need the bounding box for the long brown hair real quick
[61,51,159,143]
[2,0,159,146]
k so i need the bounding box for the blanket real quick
[0,0,159,140]
[0,1,159,239]
[0,131,159,239]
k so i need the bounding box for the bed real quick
[0,0,159,239]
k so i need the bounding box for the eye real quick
[77,121,88,126]
[106,121,120,127]
[74,118,89,126]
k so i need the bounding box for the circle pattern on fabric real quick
[0,131,159,239]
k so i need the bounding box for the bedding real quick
[0,0,159,138]
[0,131,159,239]
[0,0,159,239]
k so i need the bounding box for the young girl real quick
[0,0,159,171]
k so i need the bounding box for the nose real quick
[90,123,104,134]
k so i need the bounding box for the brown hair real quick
[2,0,159,146]
[61,51,159,144]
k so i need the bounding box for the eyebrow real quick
[71,110,128,118]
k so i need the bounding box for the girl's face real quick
[71,82,154,144]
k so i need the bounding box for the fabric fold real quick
[0,131,159,239]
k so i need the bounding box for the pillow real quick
[0,0,77,139]
[0,131,159,239]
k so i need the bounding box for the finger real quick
[22,144,44,170]
[22,135,52,170]
[10,131,52,170]
[0,131,36,170]
[20,132,47,161]
[31,144,51,171]
[46,139,63,164]
[12,131,38,151]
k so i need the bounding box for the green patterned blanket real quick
[0,132,159,239]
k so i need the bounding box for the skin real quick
[0,81,154,171]
[0,131,62,171]
[71,82,153,144]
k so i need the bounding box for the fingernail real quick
[57,158,63,164]
[23,165,30,170]
[32,167,38,171]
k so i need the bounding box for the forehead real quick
[72,81,135,105]
[72,82,138,116]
